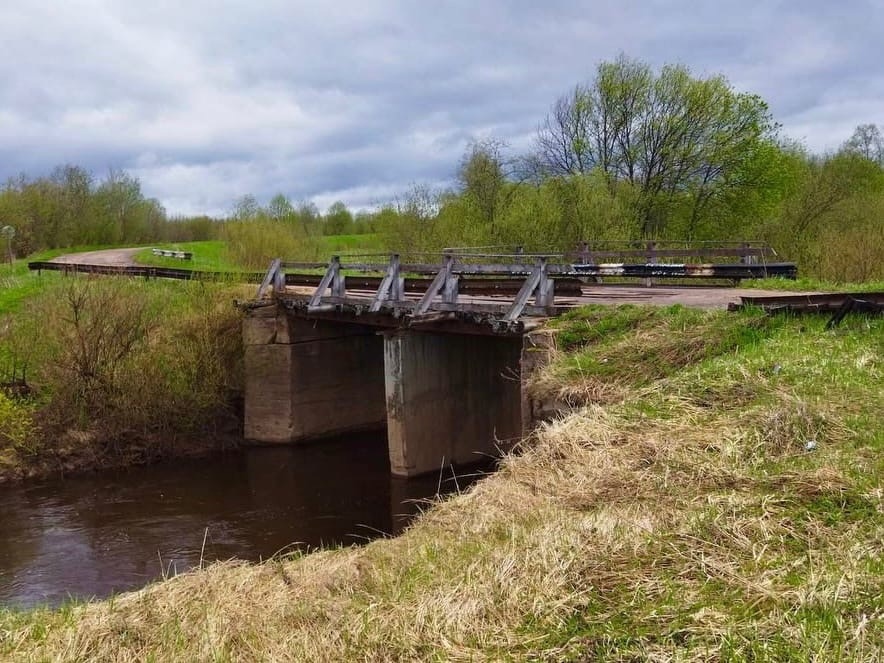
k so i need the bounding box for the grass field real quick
[133,241,240,271]
[314,233,383,255]
[2,305,881,661]
[0,247,96,315]
[134,235,384,271]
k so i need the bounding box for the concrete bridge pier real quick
[383,331,523,477]
[243,304,557,478]
[243,306,386,442]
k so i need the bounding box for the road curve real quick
[49,247,142,266]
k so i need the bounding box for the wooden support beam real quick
[535,276,555,309]
[505,258,546,322]
[414,254,454,315]
[256,258,281,299]
[309,256,341,308]
[370,254,402,313]
[443,275,459,304]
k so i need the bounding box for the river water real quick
[0,432,485,609]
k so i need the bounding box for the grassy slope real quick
[315,233,382,254]
[1,305,881,661]
[1,245,157,315]
[0,248,85,315]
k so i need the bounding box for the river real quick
[0,432,486,609]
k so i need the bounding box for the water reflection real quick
[0,432,487,609]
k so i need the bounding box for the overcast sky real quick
[1,1,881,217]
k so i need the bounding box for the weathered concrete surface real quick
[384,331,522,477]
[243,307,386,443]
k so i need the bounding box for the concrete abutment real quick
[243,305,557,476]
[243,306,386,442]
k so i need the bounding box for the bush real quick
[0,391,35,453]
[3,277,245,457]
[223,220,319,268]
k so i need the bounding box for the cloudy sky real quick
[1,1,881,217]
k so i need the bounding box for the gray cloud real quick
[0,0,881,216]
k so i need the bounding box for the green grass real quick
[134,235,384,271]
[315,233,382,255]
[133,241,240,271]
[0,258,61,316]
[539,304,783,396]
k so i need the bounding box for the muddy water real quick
[0,432,486,609]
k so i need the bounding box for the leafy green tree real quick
[94,169,146,243]
[323,201,353,235]
[535,55,778,237]
[267,194,295,223]
[456,139,509,235]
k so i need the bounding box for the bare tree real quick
[843,123,884,165]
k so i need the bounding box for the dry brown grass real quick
[2,310,881,661]
[6,399,880,661]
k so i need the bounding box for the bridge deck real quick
[269,282,807,335]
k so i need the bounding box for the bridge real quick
[242,246,797,477]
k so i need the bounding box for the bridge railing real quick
[258,251,563,327]
[257,247,797,330]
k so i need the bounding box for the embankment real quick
[0,277,247,484]
[1,305,882,660]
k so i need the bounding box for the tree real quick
[534,55,778,237]
[232,194,260,221]
[457,139,510,233]
[295,201,320,234]
[323,201,353,235]
[267,193,295,223]
[94,170,146,243]
[48,165,93,247]
[843,123,883,165]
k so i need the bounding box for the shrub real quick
[0,391,36,454]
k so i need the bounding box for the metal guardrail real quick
[151,248,193,260]
[28,261,265,282]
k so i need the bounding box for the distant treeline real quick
[0,166,376,258]
[1,55,882,282]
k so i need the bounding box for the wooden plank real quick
[569,247,770,261]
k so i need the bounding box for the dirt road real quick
[49,247,142,266]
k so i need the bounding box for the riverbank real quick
[2,305,881,660]
[0,420,242,484]
[0,275,247,485]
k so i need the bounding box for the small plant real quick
[0,391,36,454]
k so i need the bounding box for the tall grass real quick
[222,220,320,268]
[2,307,881,660]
